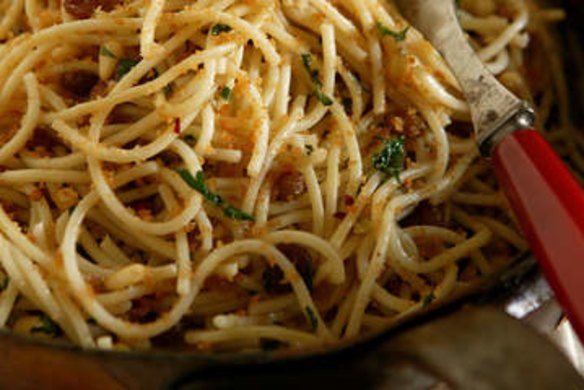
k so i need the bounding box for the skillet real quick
[1,1,583,388]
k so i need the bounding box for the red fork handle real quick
[492,129,584,341]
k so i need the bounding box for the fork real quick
[394,0,584,341]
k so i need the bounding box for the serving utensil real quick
[394,0,584,341]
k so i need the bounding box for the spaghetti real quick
[0,0,575,351]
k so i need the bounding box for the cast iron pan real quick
[1,262,582,389]
[1,2,583,389]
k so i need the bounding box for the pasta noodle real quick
[0,0,576,352]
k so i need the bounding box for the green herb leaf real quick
[31,315,61,336]
[220,86,232,100]
[178,170,223,206]
[0,276,9,292]
[377,23,410,42]
[211,24,232,36]
[301,53,321,85]
[223,205,255,221]
[314,88,333,106]
[177,170,255,221]
[372,136,405,183]
[305,306,318,332]
[259,337,284,351]
[304,144,314,156]
[301,53,312,73]
[182,134,197,146]
[163,83,173,96]
[99,46,116,59]
[342,97,353,112]
[116,58,140,79]
[422,292,436,308]
[301,53,334,106]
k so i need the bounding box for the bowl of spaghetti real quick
[0,0,582,388]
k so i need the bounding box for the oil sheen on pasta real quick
[0,0,574,351]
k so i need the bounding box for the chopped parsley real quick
[178,170,255,221]
[0,276,9,292]
[116,58,140,79]
[304,144,315,156]
[305,306,318,332]
[211,24,232,36]
[301,54,316,79]
[301,53,334,106]
[342,97,353,112]
[377,23,410,42]
[220,86,232,100]
[422,292,436,308]
[372,136,405,183]
[99,46,116,59]
[182,134,197,146]
[163,83,173,96]
[31,315,61,336]
[223,205,255,221]
[314,88,333,106]
[178,170,222,206]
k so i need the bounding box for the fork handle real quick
[492,128,584,341]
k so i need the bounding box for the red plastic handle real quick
[493,129,584,341]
